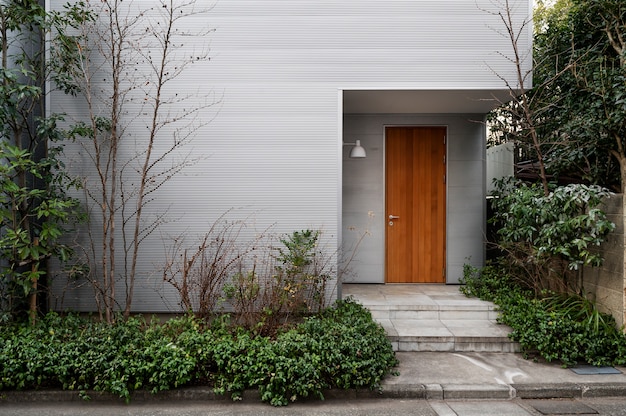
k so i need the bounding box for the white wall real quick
[208,0,531,88]
[48,0,531,311]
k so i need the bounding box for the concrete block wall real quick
[582,194,626,330]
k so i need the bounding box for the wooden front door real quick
[385,126,446,283]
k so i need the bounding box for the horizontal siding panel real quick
[49,0,531,311]
[210,0,526,18]
[203,0,530,87]
[204,51,517,85]
[52,81,340,312]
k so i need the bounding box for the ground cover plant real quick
[0,298,398,406]
[467,178,626,366]
[461,262,626,367]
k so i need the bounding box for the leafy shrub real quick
[460,262,524,303]
[273,229,332,315]
[0,1,86,323]
[166,226,335,336]
[210,298,398,406]
[462,262,626,367]
[499,293,626,366]
[477,178,626,365]
[490,178,614,294]
[0,300,397,406]
[301,298,398,389]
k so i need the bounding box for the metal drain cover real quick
[529,400,598,415]
[571,365,622,375]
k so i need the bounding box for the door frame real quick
[383,125,448,283]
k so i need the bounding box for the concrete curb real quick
[512,382,626,399]
[2,383,626,404]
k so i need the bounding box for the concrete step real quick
[343,284,520,353]
[378,317,520,353]
[367,303,501,321]
[366,304,520,353]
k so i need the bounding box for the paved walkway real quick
[340,284,626,399]
[384,351,626,400]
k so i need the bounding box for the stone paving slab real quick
[384,352,626,390]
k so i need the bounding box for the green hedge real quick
[461,263,626,367]
[0,299,398,406]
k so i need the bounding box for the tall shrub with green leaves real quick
[490,177,615,294]
[274,229,331,314]
[0,0,86,322]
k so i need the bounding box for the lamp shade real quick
[349,140,367,158]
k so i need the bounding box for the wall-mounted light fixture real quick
[343,140,367,158]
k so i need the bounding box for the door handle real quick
[388,215,400,220]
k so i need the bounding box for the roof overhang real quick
[343,89,519,114]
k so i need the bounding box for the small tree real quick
[481,0,553,195]
[51,0,217,322]
[483,0,607,196]
[483,1,620,302]
[0,0,84,323]
[504,0,626,192]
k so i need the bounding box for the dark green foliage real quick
[0,313,196,400]
[211,299,398,406]
[276,229,320,273]
[494,0,626,190]
[0,299,397,406]
[272,229,333,315]
[489,178,614,294]
[461,262,626,367]
[491,178,614,270]
[300,298,399,390]
[499,294,626,367]
[536,0,626,190]
[460,262,524,304]
[1,0,87,321]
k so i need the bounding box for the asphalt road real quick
[1,398,626,416]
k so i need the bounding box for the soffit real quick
[343,89,516,114]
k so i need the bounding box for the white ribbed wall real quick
[48,0,531,311]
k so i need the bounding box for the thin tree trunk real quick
[125,1,174,318]
[502,0,550,196]
[28,238,39,326]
